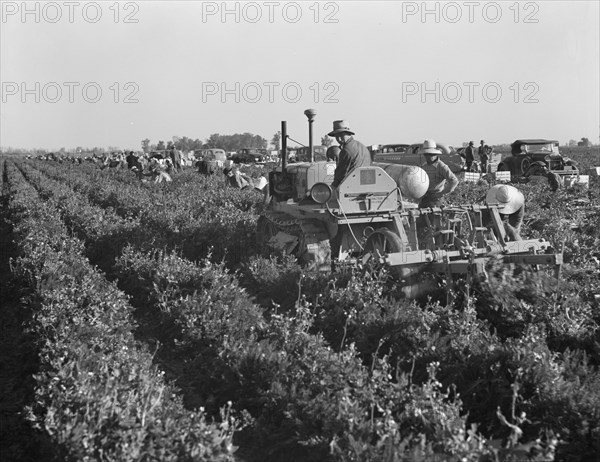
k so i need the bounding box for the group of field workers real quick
[121,148,195,183]
[463,140,494,173]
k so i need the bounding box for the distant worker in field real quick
[126,150,138,169]
[539,165,564,192]
[418,139,459,208]
[478,140,490,173]
[478,140,486,164]
[326,145,341,163]
[465,141,476,172]
[223,166,269,202]
[148,158,173,183]
[485,184,524,240]
[328,120,371,189]
[169,146,182,172]
[481,144,493,174]
[129,154,143,172]
[223,166,252,189]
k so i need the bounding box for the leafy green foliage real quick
[4,155,600,462]
[3,161,239,461]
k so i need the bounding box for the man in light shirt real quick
[418,139,459,208]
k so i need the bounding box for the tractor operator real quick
[328,120,371,189]
[418,139,459,208]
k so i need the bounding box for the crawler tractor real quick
[256,110,562,298]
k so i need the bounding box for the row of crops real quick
[1,156,599,461]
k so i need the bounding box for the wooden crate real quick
[564,175,589,187]
[587,167,600,177]
[463,172,481,183]
[488,161,500,173]
[494,171,511,182]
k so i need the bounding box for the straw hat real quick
[328,120,355,137]
[420,139,442,156]
[486,185,524,214]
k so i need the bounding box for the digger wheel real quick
[364,228,432,296]
[365,228,401,258]
[364,228,423,279]
[363,228,406,277]
[256,215,280,256]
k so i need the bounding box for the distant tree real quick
[204,133,267,151]
[141,138,150,152]
[250,133,268,150]
[205,134,221,149]
[321,135,333,147]
[156,140,166,151]
[175,136,195,152]
[271,131,281,150]
[577,137,591,147]
[192,138,203,151]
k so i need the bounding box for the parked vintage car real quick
[231,148,267,164]
[369,142,464,173]
[497,139,578,177]
[195,148,228,174]
[197,149,227,164]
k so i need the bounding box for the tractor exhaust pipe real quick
[304,109,316,163]
[281,120,287,169]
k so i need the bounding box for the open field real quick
[1,153,599,461]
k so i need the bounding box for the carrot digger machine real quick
[256,110,562,298]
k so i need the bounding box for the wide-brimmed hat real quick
[328,120,355,137]
[486,185,524,214]
[421,139,442,155]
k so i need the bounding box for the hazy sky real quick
[1,0,599,151]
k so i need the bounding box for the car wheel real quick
[525,162,545,177]
[521,158,531,175]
